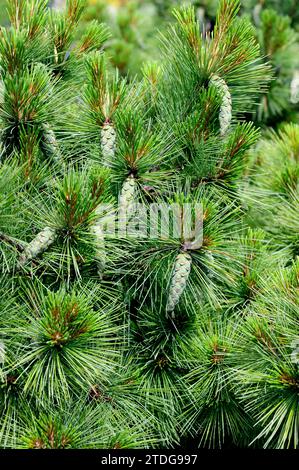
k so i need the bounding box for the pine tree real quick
[248,7,299,123]
[243,0,299,31]
[0,0,298,450]
[246,123,299,262]
[191,0,299,125]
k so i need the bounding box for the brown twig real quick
[0,231,25,252]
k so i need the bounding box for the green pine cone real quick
[43,124,58,150]
[101,122,116,162]
[210,74,232,136]
[19,226,57,265]
[119,175,136,217]
[166,251,192,313]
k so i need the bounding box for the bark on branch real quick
[0,231,25,253]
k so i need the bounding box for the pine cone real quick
[119,175,136,218]
[166,252,192,313]
[210,74,232,137]
[19,226,57,265]
[101,122,116,163]
[43,125,58,150]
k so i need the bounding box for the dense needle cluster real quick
[0,0,298,450]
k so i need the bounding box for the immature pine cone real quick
[210,74,232,136]
[101,121,116,163]
[19,227,57,265]
[166,252,192,313]
[119,175,136,219]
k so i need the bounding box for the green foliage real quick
[247,123,299,261]
[188,0,299,125]
[7,398,159,448]
[0,0,109,161]
[254,9,299,123]
[233,260,299,448]
[182,313,253,448]
[242,0,299,31]
[2,283,121,401]
[0,0,298,451]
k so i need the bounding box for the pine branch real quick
[0,231,25,252]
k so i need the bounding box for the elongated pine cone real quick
[119,175,136,219]
[43,124,59,150]
[210,74,232,136]
[19,226,57,265]
[101,121,116,163]
[166,252,192,313]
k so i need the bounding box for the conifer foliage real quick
[0,0,298,450]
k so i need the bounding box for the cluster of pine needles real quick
[0,0,298,449]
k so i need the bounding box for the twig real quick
[0,231,25,253]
